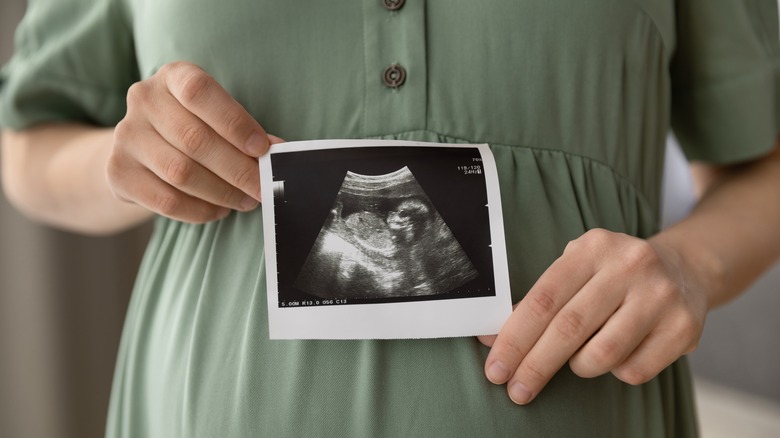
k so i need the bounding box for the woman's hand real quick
[478,228,710,405]
[107,61,283,223]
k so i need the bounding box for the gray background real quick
[1,1,778,436]
[0,2,150,437]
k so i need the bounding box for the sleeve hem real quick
[672,61,779,165]
[0,68,129,130]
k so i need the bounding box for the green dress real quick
[2,0,779,436]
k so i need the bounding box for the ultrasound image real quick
[294,167,479,299]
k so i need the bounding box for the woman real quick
[2,0,779,436]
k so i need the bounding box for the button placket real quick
[362,0,427,135]
[381,0,407,91]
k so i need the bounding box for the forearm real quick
[651,143,780,309]
[1,124,153,235]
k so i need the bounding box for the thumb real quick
[268,134,286,145]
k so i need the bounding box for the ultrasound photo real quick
[259,140,512,339]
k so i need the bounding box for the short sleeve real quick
[0,0,138,130]
[671,0,780,164]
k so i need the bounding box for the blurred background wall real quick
[0,1,778,437]
[0,2,152,437]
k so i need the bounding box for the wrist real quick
[648,229,727,310]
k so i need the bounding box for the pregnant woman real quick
[2,0,780,436]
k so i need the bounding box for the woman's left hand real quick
[478,228,710,405]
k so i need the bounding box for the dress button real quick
[383,64,407,89]
[383,0,405,11]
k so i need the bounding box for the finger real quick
[126,127,259,212]
[610,332,682,386]
[144,91,262,202]
[268,134,285,144]
[484,249,595,386]
[477,335,497,347]
[504,269,626,404]
[162,62,270,157]
[109,160,231,223]
[567,294,661,379]
[612,312,702,385]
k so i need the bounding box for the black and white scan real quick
[270,144,497,307]
[293,167,478,300]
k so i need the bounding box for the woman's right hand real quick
[107,61,282,223]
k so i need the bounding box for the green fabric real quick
[670,0,780,163]
[0,0,137,128]
[2,0,779,436]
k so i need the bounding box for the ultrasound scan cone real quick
[294,167,478,299]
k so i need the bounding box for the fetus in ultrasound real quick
[294,167,478,299]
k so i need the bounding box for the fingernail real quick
[239,195,259,211]
[487,361,511,383]
[509,382,533,405]
[245,132,268,156]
